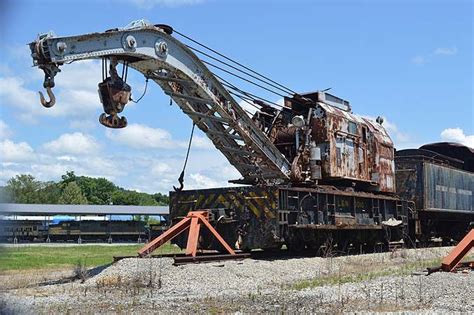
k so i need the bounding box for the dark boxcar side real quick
[423,163,473,212]
[396,148,474,242]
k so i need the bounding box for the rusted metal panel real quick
[292,92,396,193]
[441,228,474,271]
[170,185,408,251]
[424,163,473,212]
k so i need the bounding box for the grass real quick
[291,258,443,291]
[0,243,180,272]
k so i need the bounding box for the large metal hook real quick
[39,86,56,108]
[173,170,185,192]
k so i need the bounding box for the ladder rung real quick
[207,130,243,141]
[216,145,251,155]
[183,110,229,123]
[148,74,194,85]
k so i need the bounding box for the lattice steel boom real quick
[29,20,291,185]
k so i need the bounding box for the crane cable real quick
[173,123,196,192]
[173,29,298,95]
[214,72,288,109]
[187,45,295,96]
[173,30,301,112]
[202,60,288,99]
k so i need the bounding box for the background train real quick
[0,220,167,243]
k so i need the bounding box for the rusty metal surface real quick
[138,211,236,257]
[441,229,474,272]
[170,185,407,251]
[280,91,396,192]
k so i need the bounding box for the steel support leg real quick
[441,229,474,272]
[138,210,236,257]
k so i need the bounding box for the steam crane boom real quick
[29,20,291,185]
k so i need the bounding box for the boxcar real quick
[395,143,474,243]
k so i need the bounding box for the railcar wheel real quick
[287,233,305,252]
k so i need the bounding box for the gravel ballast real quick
[1,246,472,314]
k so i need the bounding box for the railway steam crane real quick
[29,20,409,253]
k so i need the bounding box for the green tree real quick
[59,172,117,204]
[4,174,42,203]
[76,176,117,204]
[60,171,77,187]
[153,192,169,205]
[111,190,141,205]
[37,182,62,204]
[58,182,88,204]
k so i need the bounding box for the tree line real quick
[0,171,169,206]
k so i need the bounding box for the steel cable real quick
[173,29,298,95]
[188,45,294,97]
[203,60,288,99]
[215,73,287,109]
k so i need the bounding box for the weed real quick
[73,259,89,283]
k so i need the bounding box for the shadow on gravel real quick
[36,263,112,287]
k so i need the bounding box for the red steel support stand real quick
[138,211,236,257]
[441,229,474,272]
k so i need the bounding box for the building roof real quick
[0,203,169,216]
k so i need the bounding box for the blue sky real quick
[0,0,472,193]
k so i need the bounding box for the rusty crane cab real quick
[259,91,396,193]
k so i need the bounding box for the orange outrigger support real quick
[138,211,236,257]
[441,228,474,272]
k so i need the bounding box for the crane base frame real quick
[138,211,236,257]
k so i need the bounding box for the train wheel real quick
[287,233,305,253]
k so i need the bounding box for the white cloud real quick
[188,173,220,188]
[151,161,172,176]
[0,140,35,162]
[440,128,474,148]
[0,76,41,123]
[0,60,103,124]
[434,47,458,55]
[105,123,176,149]
[105,123,213,150]
[411,46,458,65]
[191,135,214,149]
[129,0,204,9]
[55,60,102,91]
[0,120,12,139]
[411,55,426,65]
[43,132,100,155]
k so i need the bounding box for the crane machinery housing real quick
[28,20,471,252]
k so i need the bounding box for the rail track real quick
[112,241,411,266]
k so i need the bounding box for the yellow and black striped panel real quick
[170,186,279,219]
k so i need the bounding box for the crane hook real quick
[173,170,185,192]
[38,86,56,108]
